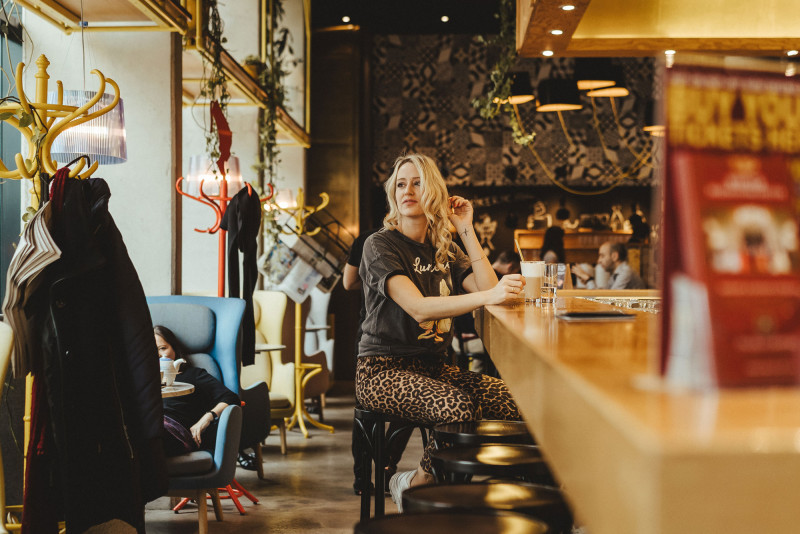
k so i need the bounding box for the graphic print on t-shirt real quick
[417,279,452,342]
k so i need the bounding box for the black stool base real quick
[431,444,555,485]
[353,407,430,520]
[403,481,573,534]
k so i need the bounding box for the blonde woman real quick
[356,153,524,511]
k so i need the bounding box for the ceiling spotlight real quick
[664,50,676,55]
[441,15,450,22]
[550,30,563,35]
[561,5,576,10]
[542,50,554,57]
[788,50,799,56]
[342,15,351,23]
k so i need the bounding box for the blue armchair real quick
[147,296,270,523]
[148,296,271,476]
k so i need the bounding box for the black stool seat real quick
[354,511,549,534]
[434,420,534,446]
[403,482,573,534]
[353,407,431,519]
[431,444,553,484]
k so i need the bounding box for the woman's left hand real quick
[448,196,473,231]
[190,414,213,447]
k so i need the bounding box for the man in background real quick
[491,249,521,276]
[573,242,645,289]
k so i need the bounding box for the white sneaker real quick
[388,470,415,513]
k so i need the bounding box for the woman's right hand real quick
[486,274,525,305]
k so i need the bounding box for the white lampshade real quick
[273,188,297,209]
[49,90,127,165]
[185,155,244,197]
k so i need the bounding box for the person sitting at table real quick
[356,153,524,512]
[572,241,645,290]
[155,325,240,457]
[490,249,521,276]
[540,225,566,264]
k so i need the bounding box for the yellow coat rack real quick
[0,54,121,208]
[272,188,335,438]
[0,55,121,532]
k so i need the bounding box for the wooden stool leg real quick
[279,420,287,455]
[210,488,223,521]
[197,490,209,534]
[254,445,265,480]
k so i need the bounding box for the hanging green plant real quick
[471,0,534,146]
[252,0,300,243]
[199,0,231,168]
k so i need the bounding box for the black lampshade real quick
[643,99,664,136]
[536,78,582,112]
[508,71,535,105]
[585,64,629,97]
[575,58,617,90]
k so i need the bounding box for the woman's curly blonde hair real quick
[383,153,455,272]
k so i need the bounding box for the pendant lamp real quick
[185,154,244,197]
[536,78,582,112]
[492,71,535,104]
[643,100,664,136]
[575,58,617,91]
[508,71,535,105]
[48,90,127,165]
[585,64,629,97]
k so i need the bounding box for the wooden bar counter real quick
[476,295,800,534]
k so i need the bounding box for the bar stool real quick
[353,407,431,519]
[433,420,534,447]
[402,482,573,534]
[354,510,549,534]
[430,444,555,485]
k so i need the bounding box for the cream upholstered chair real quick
[247,290,331,435]
[304,287,335,379]
[243,291,294,454]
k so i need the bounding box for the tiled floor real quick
[145,383,425,533]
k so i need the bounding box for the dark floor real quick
[145,383,425,533]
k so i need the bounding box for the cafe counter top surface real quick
[477,296,800,534]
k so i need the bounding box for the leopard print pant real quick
[356,354,521,474]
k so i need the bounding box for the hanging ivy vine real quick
[200,0,231,166]
[471,0,534,146]
[253,0,300,242]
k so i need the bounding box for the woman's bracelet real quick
[470,255,487,264]
[207,410,218,421]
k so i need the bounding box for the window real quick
[0,27,22,306]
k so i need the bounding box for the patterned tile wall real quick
[370,34,657,192]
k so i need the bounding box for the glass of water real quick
[540,264,558,304]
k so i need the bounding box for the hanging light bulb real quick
[49,90,127,165]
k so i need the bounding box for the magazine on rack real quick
[662,56,800,388]
[262,239,322,303]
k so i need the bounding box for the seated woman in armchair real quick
[155,325,240,456]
